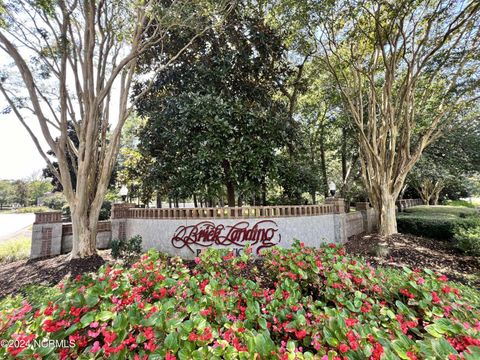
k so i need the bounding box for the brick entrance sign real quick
[30,198,422,259]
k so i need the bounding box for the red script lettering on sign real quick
[171,220,281,254]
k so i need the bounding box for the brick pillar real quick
[355,202,369,211]
[111,203,133,241]
[326,197,346,214]
[31,212,63,259]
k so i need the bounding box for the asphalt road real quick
[0,213,35,242]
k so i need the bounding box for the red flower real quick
[438,274,448,282]
[102,330,117,345]
[165,351,177,360]
[406,351,418,360]
[370,342,384,360]
[361,301,372,313]
[431,291,441,304]
[345,318,358,327]
[188,332,198,341]
[441,286,451,294]
[338,344,349,353]
[295,329,307,340]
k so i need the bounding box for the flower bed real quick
[0,242,479,359]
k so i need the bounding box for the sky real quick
[0,112,48,180]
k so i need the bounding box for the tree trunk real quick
[320,125,329,198]
[377,193,398,235]
[70,206,99,258]
[156,193,162,208]
[193,194,198,208]
[226,182,235,207]
[261,180,267,206]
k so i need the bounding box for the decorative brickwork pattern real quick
[119,222,126,241]
[40,227,52,256]
[62,221,111,236]
[35,212,62,224]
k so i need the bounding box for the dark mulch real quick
[0,251,112,299]
[345,233,480,288]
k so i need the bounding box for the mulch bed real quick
[345,233,480,288]
[0,251,112,299]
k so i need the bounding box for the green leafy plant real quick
[110,235,143,265]
[454,216,480,256]
[0,242,479,359]
[0,236,31,264]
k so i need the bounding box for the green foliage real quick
[454,217,480,256]
[397,206,479,241]
[0,236,31,264]
[14,206,50,213]
[40,193,66,210]
[397,215,460,240]
[0,242,479,359]
[99,200,112,221]
[0,180,14,208]
[134,3,291,205]
[110,235,143,265]
[0,284,61,312]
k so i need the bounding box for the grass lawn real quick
[402,205,477,218]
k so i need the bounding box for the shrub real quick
[397,205,478,240]
[110,235,143,265]
[99,201,112,221]
[0,242,479,359]
[454,217,480,256]
[397,214,460,240]
[0,237,31,264]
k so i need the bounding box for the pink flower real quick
[90,341,101,353]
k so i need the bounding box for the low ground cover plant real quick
[0,242,479,359]
[110,235,143,265]
[0,236,31,264]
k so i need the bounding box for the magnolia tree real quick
[0,0,232,258]
[313,0,480,234]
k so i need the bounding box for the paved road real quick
[0,213,35,242]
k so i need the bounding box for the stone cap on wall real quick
[114,203,339,220]
[34,211,62,224]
